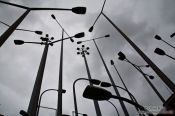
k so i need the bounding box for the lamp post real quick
[15,32,83,116]
[0,0,86,47]
[77,35,130,116]
[73,78,101,116]
[118,51,165,103]
[154,35,175,50]
[83,85,154,116]
[88,0,175,92]
[0,21,42,35]
[36,89,66,116]
[14,34,53,116]
[154,48,175,61]
[110,60,144,116]
[51,15,85,116]
[77,46,102,116]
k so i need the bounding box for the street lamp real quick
[0,0,86,47]
[154,35,175,50]
[50,15,85,116]
[110,60,143,116]
[0,21,42,35]
[76,45,102,116]
[88,0,175,92]
[83,85,154,116]
[77,35,130,116]
[36,89,66,116]
[117,51,166,103]
[154,48,175,61]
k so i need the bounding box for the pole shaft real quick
[113,65,144,116]
[27,44,49,116]
[0,9,30,47]
[56,29,64,116]
[161,39,175,50]
[102,12,175,92]
[0,0,28,9]
[93,40,129,116]
[83,54,102,116]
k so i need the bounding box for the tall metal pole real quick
[56,29,64,116]
[102,12,175,92]
[112,63,144,116]
[27,44,49,116]
[0,9,31,47]
[82,51,102,116]
[93,39,129,116]
[126,59,165,103]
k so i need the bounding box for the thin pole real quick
[56,29,64,116]
[27,44,49,116]
[126,59,165,103]
[83,53,102,116]
[93,39,129,116]
[0,9,31,47]
[113,64,144,116]
[107,100,120,116]
[161,39,175,50]
[102,12,175,92]
[166,54,175,61]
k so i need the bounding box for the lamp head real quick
[72,7,86,14]
[154,35,162,40]
[51,14,56,19]
[20,110,29,116]
[83,85,112,101]
[105,34,110,38]
[149,76,154,80]
[70,37,74,42]
[170,32,175,38]
[35,31,43,35]
[100,82,112,87]
[110,60,114,65]
[118,51,126,60]
[74,32,85,38]
[77,41,82,44]
[14,40,24,45]
[88,26,94,32]
[83,114,88,116]
[154,48,166,55]
[89,79,101,85]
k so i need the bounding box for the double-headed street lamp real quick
[154,48,175,61]
[0,21,42,35]
[0,0,86,47]
[110,60,143,116]
[51,14,85,116]
[77,35,130,116]
[154,35,175,50]
[76,45,102,116]
[117,51,165,103]
[88,0,175,92]
[83,85,154,116]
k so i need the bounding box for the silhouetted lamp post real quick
[83,85,154,116]
[118,51,165,103]
[88,0,175,92]
[0,0,86,47]
[77,35,130,116]
[77,46,102,116]
[154,48,175,61]
[0,21,42,35]
[110,60,143,116]
[154,35,175,50]
[51,14,85,116]
[36,89,66,116]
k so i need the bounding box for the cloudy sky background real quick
[0,0,175,116]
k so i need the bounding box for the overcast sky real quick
[0,0,175,116]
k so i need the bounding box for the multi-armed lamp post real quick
[77,45,102,116]
[117,51,165,103]
[77,35,130,116]
[0,0,86,47]
[88,0,175,93]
